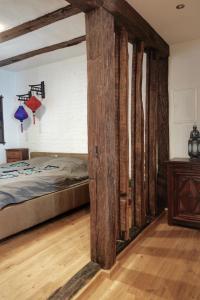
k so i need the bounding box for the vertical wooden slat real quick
[86,7,119,269]
[118,27,130,239]
[131,41,146,228]
[119,27,129,198]
[157,57,169,213]
[115,29,120,240]
[146,50,159,217]
[145,52,150,218]
[131,44,136,227]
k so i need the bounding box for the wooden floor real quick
[77,214,200,300]
[0,207,90,300]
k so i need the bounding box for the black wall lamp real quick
[17,92,31,102]
[29,81,45,99]
[16,81,45,102]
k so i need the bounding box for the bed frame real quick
[0,152,89,241]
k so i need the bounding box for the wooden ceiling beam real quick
[66,0,102,12]
[66,0,169,57]
[0,35,86,67]
[0,5,81,43]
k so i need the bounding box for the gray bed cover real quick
[0,156,88,210]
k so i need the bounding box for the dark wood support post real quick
[119,27,129,200]
[157,57,169,212]
[118,27,130,240]
[146,50,159,217]
[131,41,146,228]
[115,31,120,240]
[86,7,119,269]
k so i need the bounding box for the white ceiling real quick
[127,0,200,45]
[1,0,200,71]
[0,0,85,71]
[0,15,85,60]
[0,0,67,30]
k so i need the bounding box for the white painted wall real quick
[15,54,88,154]
[0,70,19,163]
[169,38,200,158]
[3,37,197,162]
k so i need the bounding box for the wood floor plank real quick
[76,214,200,300]
[0,207,90,300]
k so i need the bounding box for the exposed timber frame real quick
[0,5,80,43]
[118,27,131,240]
[0,36,86,67]
[146,50,159,217]
[157,57,169,213]
[66,0,169,57]
[86,6,119,269]
[0,0,169,272]
[82,0,169,270]
[131,41,146,228]
[0,2,170,298]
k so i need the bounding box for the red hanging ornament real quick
[25,96,41,124]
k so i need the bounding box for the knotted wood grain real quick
[86,7,118,269]
[131,41,146,228]
[157,57,169,212]
[146,50,159,217]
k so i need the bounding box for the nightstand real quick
[6,148,29,163]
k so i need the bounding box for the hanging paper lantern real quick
[14,105,28,132]
[25,96,41,124]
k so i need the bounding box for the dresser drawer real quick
[6,149,29,163]
[6,151,22,159]
[7,158,20,163]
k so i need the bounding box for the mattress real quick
[0,156,88,210]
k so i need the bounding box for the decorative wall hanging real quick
[15,81,45,130]
[14,105,28,132]
[25,96,41,124]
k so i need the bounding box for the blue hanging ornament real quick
[14,105,28,132]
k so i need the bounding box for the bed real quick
[0,152,89,240]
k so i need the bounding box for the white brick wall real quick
[15,54,88,154]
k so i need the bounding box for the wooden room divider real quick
[68,0,169,270]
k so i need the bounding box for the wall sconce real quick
[17,92,31,102]
[29,81,45,99]
[16,81,45,103]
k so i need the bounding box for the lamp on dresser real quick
[6,148,29,163]
[188,125,200,159]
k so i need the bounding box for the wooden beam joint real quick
[67,0,169,57]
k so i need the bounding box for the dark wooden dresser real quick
[167,159,200,228]
[6,148,29,163]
